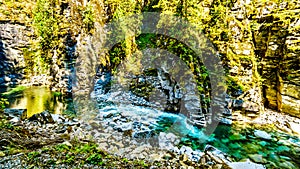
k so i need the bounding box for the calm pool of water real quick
[7,87,67,118]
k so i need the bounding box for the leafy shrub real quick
[1,86,27,97]
[86,153,103,165]
[0,98,9,110]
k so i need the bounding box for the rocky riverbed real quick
[1,69,299,168]
[2,103,300,168]
[0,108,270,169]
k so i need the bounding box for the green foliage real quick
[105,0,142,19]
[76,143,98,153]
[226,76,243,94]
[1,86,27,97]
[122,158,129,163]
[27,0,96,76]
[31,0,61,74]
[53,91,62,97]
[55,143,70,152]
[0,0,34,23]
[133,160,148,167]
[28,151,41,160]
[83,4,95,32]
[136,34,156,50]
[33,0,59,51]
[63,110,76,118]
[63,154,76,164]
[0,98,9,110]
[0,114,21,131]
[110,33,211,104]
[0,119,14,130]
[86,153,103,165]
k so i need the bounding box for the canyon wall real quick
[0,0,299,118]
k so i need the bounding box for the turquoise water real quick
[6,85,299,168]
[155,113,300,168]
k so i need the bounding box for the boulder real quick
[232,99,244,109]
[287,122,300,135]
[9,117,19,123]
[28,110,54,124]
[243,101,260,112]
[51,114,65,123]
[219,116,233,125]
[249,154,265,163]
[233,87,262,113]
[179,145,194,156]
[228,159,265,169]
[254,130,272,140]
[204,145,232,164]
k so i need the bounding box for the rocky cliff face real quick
[252,1,300,117]
[0,21,75,94]
[211,0,300,118]
[0,0,299,118]
[0,22,31,89]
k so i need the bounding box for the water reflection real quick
[8,87,66,118]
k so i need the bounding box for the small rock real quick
[219,117,232,125]
[4,76,11,82]
[204,145,232,164]
[288,122,300,135]
[51,114,64,123]
[9,117,20,123]
[62,141,72,147]
[249,154,265,163]
[166,132,177,142]
[98,140,109,148]
[229,159,265,169]
[120,122,132,131]
[149,153,162,161]
[103,112,114,118]
[180,146,193,156]
[179,154,189,162]
[254,130,272,140]
[4,109,27,120]
[279,161,296,169]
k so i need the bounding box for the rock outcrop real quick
[253,1,300,117]
[0,22,31,88]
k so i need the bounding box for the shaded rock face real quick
[0,21,76,94]
[128,69,182,113]
[0,22,31,88]
[49,33,77,95]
